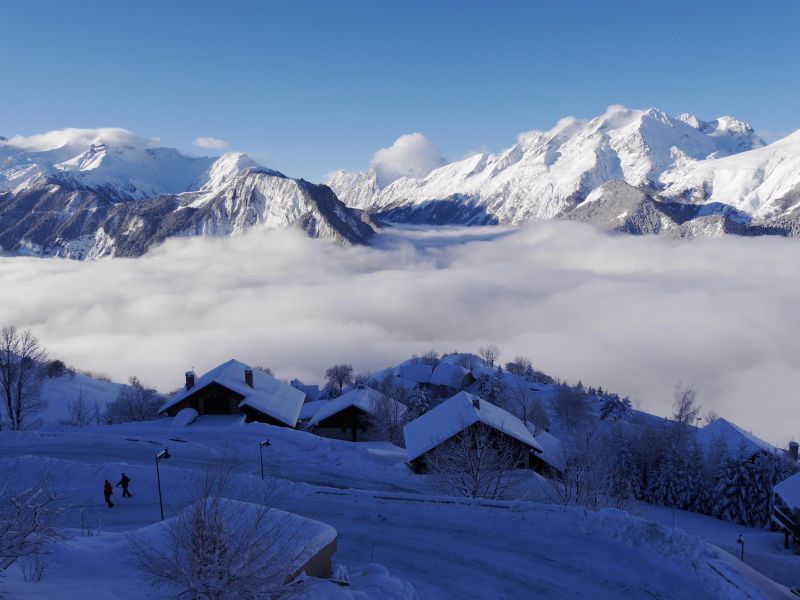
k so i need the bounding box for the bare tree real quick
[420,350,440,366]
[503,375,549,432]
[552,384,590,431]
[478,345,500,367]
[370,396,406,446]
[505,355,532,377]
[61,388,93,427]
[254,365,274,377]
[547,425,608,510]
[671,382,701,449]
[672,382,701,427]
[0,326,48,430]
[128,466,311,599]
[0,472,64,575]
[324,364,353,398]
[105,377,162,423]
[426,422,528,499]
[527,399,550,434]
[702,410,720,426]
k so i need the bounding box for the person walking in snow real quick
[104,479,114,508]
[117,472,132,498]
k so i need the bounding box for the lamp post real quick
[737,534,745,561]
[259,439,271,480]
[155,448,170,521]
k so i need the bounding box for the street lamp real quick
[155,448,170,521]
[259,439,271,480]
[737,534,745,561]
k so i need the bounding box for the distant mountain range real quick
[0,129,373,258]
[329,106,800,237]
[2,107,799,260]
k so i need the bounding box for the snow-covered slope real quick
[662,130,800,220]
[0,129,374,258]
[329,106,766,228]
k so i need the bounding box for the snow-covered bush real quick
[0,473,63,578]
[173,407,199,427]
[128,468,315,599]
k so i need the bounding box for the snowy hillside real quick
[0,353,798,598]
[0,417,796,599]
[329,106,800,236]
[0,129,374,258]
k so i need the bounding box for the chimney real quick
[472,396,480,410]
[244,368,254,388]
[185,371,195,391]
[790,441,799,462]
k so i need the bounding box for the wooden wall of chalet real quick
[410,422,534,473]
[165,382,244,416]
[315,406,372,442]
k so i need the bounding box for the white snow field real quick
[1,415,797,599]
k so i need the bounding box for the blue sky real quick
[2,0,799,181]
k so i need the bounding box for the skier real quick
[103,479,114,508]
[117,472,132,498]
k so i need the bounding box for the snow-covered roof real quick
[299,400,327,421]
[430,363,470,388]
[470,365,497,380]
[309,386,405,427]
[532,429,566,473]
[160,359,305,427]
[399,362,433,384]
[403,392,543,462]
[292,378,321,402]
[696,418,776,459]
[775,472,800,511]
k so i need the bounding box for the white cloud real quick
[193,136,230,150]
[2,128,154,151]
[0,222,798,447]
[371,133,445,187]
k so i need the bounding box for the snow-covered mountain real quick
[661,129,800,222]
[329,106,800,236]
[0,129,374,258]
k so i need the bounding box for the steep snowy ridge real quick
[662,129,800,220]
[0,129,374,258]
[329,106,800,237]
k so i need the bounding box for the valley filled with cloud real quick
[2,221,797,446]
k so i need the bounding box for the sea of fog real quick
[1,221,798,446]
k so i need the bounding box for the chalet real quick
[403,391,543,473]
[159,359,305,427]
[308,385,406,442]
[773,471,800,552]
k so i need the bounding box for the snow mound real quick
[172,407,198,427]
[291,563,417,599]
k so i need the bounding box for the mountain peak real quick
[329,106,776,229]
